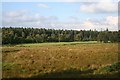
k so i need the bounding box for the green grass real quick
[15,41,98,47]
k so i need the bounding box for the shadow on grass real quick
[31,68,119,78]
[3,62,120,79]
[2,49,20,53]
[2,68,119,79]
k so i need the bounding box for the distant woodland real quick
[1,27,120,44]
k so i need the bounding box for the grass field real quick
[2,42,119,78]
[4,41,98,47]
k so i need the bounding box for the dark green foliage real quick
[102,62,120,72]
[2,27,119,44]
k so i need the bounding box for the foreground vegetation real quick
[2,42,119,78]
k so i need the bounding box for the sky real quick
[1,0,118,31]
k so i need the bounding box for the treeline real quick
[2,27,119,44]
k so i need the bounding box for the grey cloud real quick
[2,11,59,26]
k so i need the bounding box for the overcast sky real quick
[2,0,118,31]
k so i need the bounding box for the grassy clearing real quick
[2,42,119,78]
[15,41,98,47]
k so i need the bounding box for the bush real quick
[102,62,120,72]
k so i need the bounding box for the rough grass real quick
[2,42,119,78]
